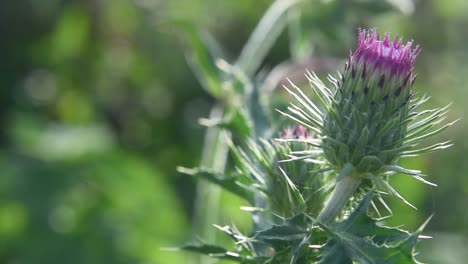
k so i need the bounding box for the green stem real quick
[318,174,362,224]
[192,105,229,264]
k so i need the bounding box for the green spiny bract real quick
[180,125,328,221]
[231,125,328,220]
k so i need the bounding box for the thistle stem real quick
[192,105,229,264]
[318,174,361,224]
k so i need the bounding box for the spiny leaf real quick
[254,214,309,251]
[178,167,255,203]
[255,224,306,242]
[335,192,411,244]
[214,224,257,254]
[319,192,423,264]
[319,241,353,264]
[176,243,253,262]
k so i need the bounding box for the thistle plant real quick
[174,5,455,262]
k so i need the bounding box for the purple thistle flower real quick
[282,124,310,139]
[350,29,420,88]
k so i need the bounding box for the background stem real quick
[192,105,230,264]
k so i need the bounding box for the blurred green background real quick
[0,0,467,263]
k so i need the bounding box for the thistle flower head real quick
[283,29,453,178]
[316,30,427,172]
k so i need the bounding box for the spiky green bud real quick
[323,29,420,173]
[283,28,453,212]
